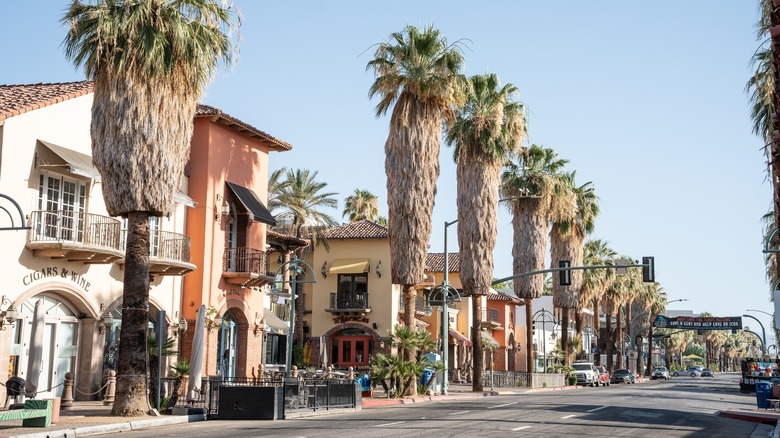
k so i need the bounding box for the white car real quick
[572,362,601,387]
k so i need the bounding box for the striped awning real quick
[328,258,369,275]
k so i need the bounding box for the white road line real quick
[561,414,576,419]
[488,401,519,409]
[375,421,406,427]
[511,426,532,431]
[587,405,608,413]
[449,410,471,415]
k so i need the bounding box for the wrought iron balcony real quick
[222,247,273,287]
[121,229,195,276]
[398,295,429,316]
[26,210,124,263]
[327,292,371,314]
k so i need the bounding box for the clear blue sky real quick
[1,2,774,340]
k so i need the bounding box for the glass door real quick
[217,311,238,378]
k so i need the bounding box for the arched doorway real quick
[217,310,239,377]
[101,303,163,374]
[12,294,79,398]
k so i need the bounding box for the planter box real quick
[218,386,283,420]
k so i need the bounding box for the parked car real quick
[572,362,601,387]
[672,368,701,377]
[611,368,636,384]
[596,366,610,386]
[690,365,704,373]
[701,368,715,377]
[651,366,670,380]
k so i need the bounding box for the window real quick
[337,274,368,309]
[37,173,86,241]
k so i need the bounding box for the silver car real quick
[651,366,670,380]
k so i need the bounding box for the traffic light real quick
[532,321,536,336]
[559,260,571,286]
[642,256,655,283]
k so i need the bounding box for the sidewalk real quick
[0,402,206,438]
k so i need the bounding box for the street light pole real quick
[743,314,767,355]
[441,219,457,395]
[271,255,316,378]
[533,309,557,373]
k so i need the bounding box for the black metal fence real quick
[166,375,357,419]
[283,379,358,414]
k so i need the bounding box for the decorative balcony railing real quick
[488,308,500,323]
[398,295,427,313]
[223,247,267,275]
[329,292,369,310]
[26,210,123,263]
[222,247,271,287]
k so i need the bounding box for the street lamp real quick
[270,255,317,377]
[533,309,557,373]
[743,314,767,355]
[430,219,458,394]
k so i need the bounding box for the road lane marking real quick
[375,421,406,427]
[449,410,471,415]
[512,426,532,431]
[587,406,608,413]
[561,414,576,419]
[488,401,519,409]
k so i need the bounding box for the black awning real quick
[226,181,277,226]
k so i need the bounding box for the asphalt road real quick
[116,373,774,437]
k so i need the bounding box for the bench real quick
[0,400,52,427]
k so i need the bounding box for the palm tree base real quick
[111,375,149,417]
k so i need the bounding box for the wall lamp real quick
[0,295,17,331]
[253,312,262,336]
[170,311,188,337]
[214,194,230,222]
[375,260,382,278]
[99,311,114,335]
[321,261,327,279]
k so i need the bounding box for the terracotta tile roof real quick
[425,253,460,273]
[324,220,388,239]
[0,82,292,152]
[266,229,310,247]
[196,104,292,151]
[0,81,93,124]
[489,288,523,304]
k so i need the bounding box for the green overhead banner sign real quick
[653,315,742,330]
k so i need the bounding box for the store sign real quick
[332,316,369,324]
[652,315,742,330]
[21,266,92,292]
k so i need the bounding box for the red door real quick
[333,335,370,367]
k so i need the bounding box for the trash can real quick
[756,381,772,409]
[421,369,434,387]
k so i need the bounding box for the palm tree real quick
[267,168,338,342]
[445,73,526,390]
[579,239,616,364]
[268,167,290,209]
[551,172,599,366]
[367,25,466,394]
[63,0,235,417]
[501,145,570,375]
[342,189,381,222]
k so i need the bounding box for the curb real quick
[717,410,779,426]
[9,413,207,438]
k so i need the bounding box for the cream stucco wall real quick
[0,93,190,399]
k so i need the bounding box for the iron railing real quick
[398,295,427,312]
[488,308,500,323]
[222,247,267,275]
[27,210,122,251]
[120,229,192,264]
[480,371,566,388]
[329,292,369,310]
[283,379,357,414]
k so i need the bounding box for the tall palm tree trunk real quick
[471,298,484,390]
[646,323,654,375]
[594,298,601,366]
[561,310,571,365]
[615,306,624,370]
[112,212,151,416]
[526,301,534,373]
[402,284,417,395]
[574,310,584,360]
[605,308,613,371]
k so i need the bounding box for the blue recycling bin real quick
[359,374,371,392]
[756,381,772,409]
[421,369,434,387]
